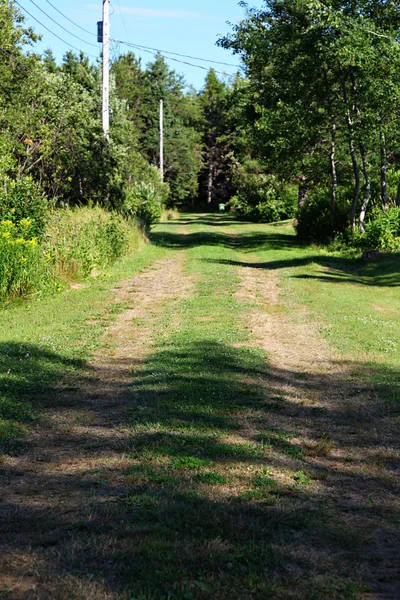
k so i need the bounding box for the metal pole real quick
[160,99,164,181]
[102,0,110,138]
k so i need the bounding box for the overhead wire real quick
[27,0,98,48]
[109,38,239,68]
[15,1,99,59]
[112,38,239,80]
[112,0,131,44]
[17,1,241,76]
[43,0,97,38]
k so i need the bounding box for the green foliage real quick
[362,207,400,251]
[113,53,202,207]
[0,177,49,237]
[44,207,141,280]
[296,189,351,243]
[219,0,400,242]
[230,169,297,223]
[123,166,169,232]
[0,219,53,300]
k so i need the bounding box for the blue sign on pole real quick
[97,21,103,43]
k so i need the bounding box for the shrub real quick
[296,188,351,244]
[362,206,400,251]
[123,167,169,231]
[229,171,297,223]
[44,207,141,280]
[0,219,53,300]
[0,176,49,237]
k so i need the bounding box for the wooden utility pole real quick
[102,0,110,138]
[159,99,164,181]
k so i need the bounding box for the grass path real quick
[0,215,399,600]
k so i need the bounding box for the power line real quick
[27,0,98,48]
[0,47,97,105]
[111,38,239,68]
[112,0,131,44]
[43,0,97,38]
[15,1,99,59]
[112,39,238,80]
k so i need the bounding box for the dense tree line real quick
[219,0,400,244]
[1,0,400,249]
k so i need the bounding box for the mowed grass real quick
[1,214,399,600]
[0,242,167,447]
[114,216,398,599]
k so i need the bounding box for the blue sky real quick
[19,0,264,89]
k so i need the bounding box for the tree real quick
[198,69,233,206]
[219,0,400,238]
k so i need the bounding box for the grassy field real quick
[0,215,399,600]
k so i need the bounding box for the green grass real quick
[0,242,166,447]
[1,214,399,600]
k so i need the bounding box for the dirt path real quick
[0,252,193,599]
[236,261,400,600]
[0,216,398,600]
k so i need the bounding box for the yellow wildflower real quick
[20,218,32,228]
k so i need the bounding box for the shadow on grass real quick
[0,342,84,453]
[151,230,296,252]
[153,215,400,287]
[204,254,400,287]
[0,338,399,599]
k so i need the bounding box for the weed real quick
[252,467,279,490]
[195,471,229,485]
[170,456,214,470]
[292,471,311,485]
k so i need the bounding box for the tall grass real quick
[44,207,143,282]
[0,219,53,300]
[0,208,145,301]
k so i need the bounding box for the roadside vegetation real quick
[2,0,400,306]
[0,0,399,596]
[1,215,398,600]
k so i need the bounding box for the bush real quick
[229,171,297,223]
[296,188,351,244]
[44,207,142,280]
[0,219,53,300]
[0,177,49,237]
[123,166,169,232]
[362,206,400,251]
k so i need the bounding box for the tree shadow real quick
[151,230,296,252]
[0,338,399,599]
[205,253,400,287]
[156,215,243,227]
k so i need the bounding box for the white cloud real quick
[86,5,216,20]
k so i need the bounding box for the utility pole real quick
[102,0,110,138]
[159,99,164,182]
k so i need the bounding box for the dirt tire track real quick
[0,252,193,600]
[236,260,400,600]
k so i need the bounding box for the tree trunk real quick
[330,123,337,231]
[207,160,213,205]
[297,175,308,212]
[396,180,400,208]
[380,130,388,208]
[342,80,360,231]
[359,144,371,234]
